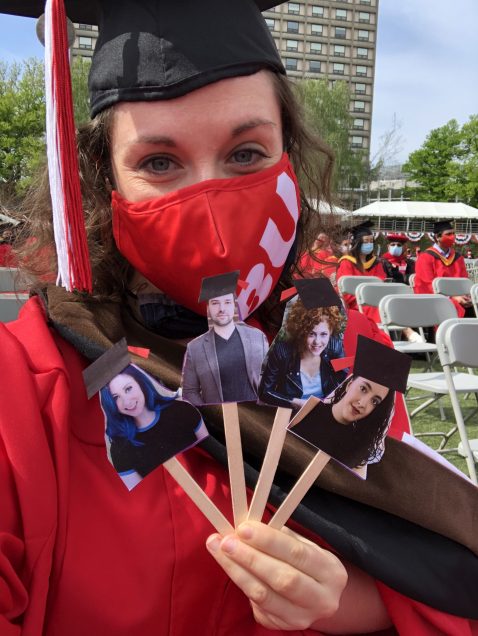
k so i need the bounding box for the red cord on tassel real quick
[51,0,92,293]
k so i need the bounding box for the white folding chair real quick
[0,293,28,322]
[337,275,381,298]
[413,317,478,484]
[355,281,410,334]
[471,283,478,317]
[408,272,416,290]
[378,293,448,365]
[0,267,19,292]
[432,276,472,297]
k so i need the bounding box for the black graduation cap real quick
[353,335,412,394]
[1,0,285,118]
[351,220,374,243]
[295,278,341,310]
[433,220,454,235]
[198,271,240,303]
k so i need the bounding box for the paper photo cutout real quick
[288,336,412,475]
[181,271,268,406]
[100,364,208,490]
[258,278,347,410]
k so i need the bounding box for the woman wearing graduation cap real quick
[415,220,472,317]
[336,220,386,322]
[0,1,478,635]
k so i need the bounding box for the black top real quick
[109,400,202,476]
[215,329,256,402]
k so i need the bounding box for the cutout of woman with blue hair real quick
[100,364,207,490]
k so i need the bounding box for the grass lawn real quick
[405,360,478,478]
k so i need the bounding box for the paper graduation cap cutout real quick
[198,271,240,303]
[354,335,412,394]
[294,277,342,310]
[1,0,285,118]
[433,219,454,235]
[350,220,374,243]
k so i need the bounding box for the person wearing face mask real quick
[381,233,415,284]
[1,2,478,635]
[415,220,472,317]
[336,221,386,323]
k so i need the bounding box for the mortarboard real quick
[353,335,412,394]
[433,220,454,235]
[350,220,374,243]
[198,271,240,303]
[0,0,285,118]
[295,278,341,310]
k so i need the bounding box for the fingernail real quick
[221,537,237,554]
[237,524,253,540]
[206,535,221,553]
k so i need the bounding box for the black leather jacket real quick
[258,339,347,409]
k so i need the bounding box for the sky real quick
[0,2,477,165]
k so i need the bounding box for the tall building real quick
[263,0,378,157]
[71,0,379,156]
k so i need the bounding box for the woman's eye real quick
[230,148,266,166]
[140,155,178,174]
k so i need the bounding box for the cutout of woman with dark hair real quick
[100,364,207,490]
[289,374,394,470]
[258,299,346,409]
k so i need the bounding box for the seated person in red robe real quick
[415,220,472,317]
[381,233,415,284]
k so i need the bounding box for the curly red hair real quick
[285,300,342,356]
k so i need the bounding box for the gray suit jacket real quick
[181,323,268,405]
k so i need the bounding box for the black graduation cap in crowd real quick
[198,271,240,303]
[350,220,374,243]
[295,278,341,310]
[353,335,412,394]
[1,0,285,118]
[433,219,454,235]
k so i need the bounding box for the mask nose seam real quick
[205,192,226,255]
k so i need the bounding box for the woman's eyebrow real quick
[127,135,177,147]
[231,118,277,137]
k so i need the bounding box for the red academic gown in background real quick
[297,248,338,279]
[414,247,469,317]
[0,297,470,635]
[336,255,386,324]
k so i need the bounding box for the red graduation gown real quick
[336,255,386,324]
[0,297,474,636]
[415,248,469,317]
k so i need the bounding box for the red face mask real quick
[440,233,455,249]
[112,154,300,318]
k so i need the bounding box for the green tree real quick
[70,55,92,126]
[0,58,46,197]
[403,118,478,206]
[294,78,367,197]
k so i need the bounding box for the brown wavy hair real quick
[285,300,342,356]
[15,72,337,329]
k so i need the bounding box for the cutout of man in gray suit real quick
[181,293,268,405]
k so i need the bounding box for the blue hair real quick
[101,365,176,445]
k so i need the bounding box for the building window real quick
[286,39,299,51]
[351,136,364,148]
[288,2,301,14]
[353,100,366,112]
[357,29,370,41]
[359,0,371,4]
[287,21,299,33]
[285,57,298,71]
[310,42,323,54]
[309,60,321,73]
[354,82,366,94]
[265,18,275,30]
[359,12,371,22]
[356,47,369,58]
[335,8,347,20]
[334,44,346,56]
[78,36,93,49]
[334,26,347,39]
[311,5,324,17]
[356,65,367,76]
[311,23,323,35]
[353,118,365,129]
[77,23,93,30]
[333,63,345,74]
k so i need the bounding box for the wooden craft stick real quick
[164,457,234,535]
[247,407,292,522]
[222,402,248,527]
[268,451,331,530]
